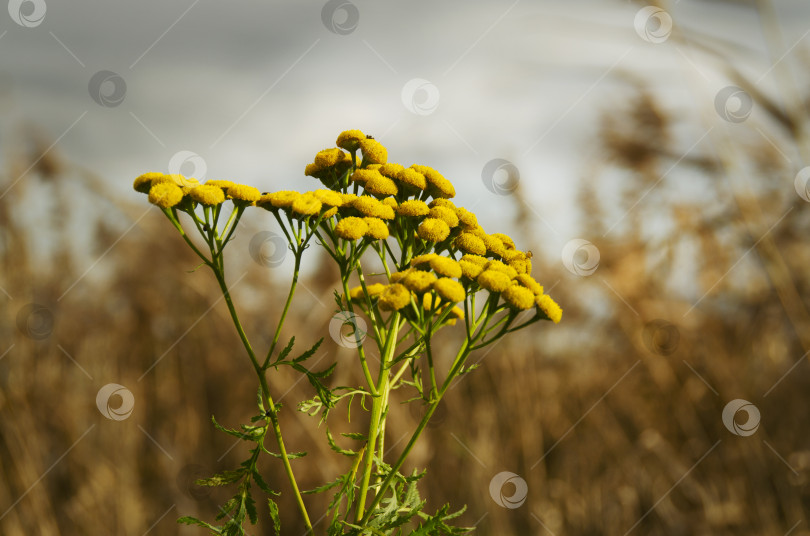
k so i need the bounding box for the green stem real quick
[355,311,400,522]
[360,335,474,524]
[262,252,302,369]
[212,268,313,534]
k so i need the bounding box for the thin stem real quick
[212,267,313,534]
[262,252,302,369]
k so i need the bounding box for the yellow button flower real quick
[515,274,543,295]
[503,285,535,310]
[351,196,395,220]
[459,260,484,280]
[396,199,430,217]
[455,232,486,255]
[396,168,427,190]
[410,253,438,267]
[491,233,516,250]
[381,197,398,208]
[359,138,388,165]
[411,164,455,199]
[335,217,368,240]
[292,192,323,216]
[336,129,366,151]
[429,256,462,278]
[433,278,465,303]
[148,182,184,208]
[133,172,165,193]
[483,260,517,279]
[428,198,457,210]
[189,185,225,206]
[460,254,488,266]
[363,217,389,239]
[258,190,301,210]
[349,283,386,302]
[314,148,348,169]
[476,270,511,293]
[206,179,236,190]
[481,234,506,258]
[417,218,451,242]
[379,163,405,179]
[379,283,411,310]
[389,268,413,284]
[536,294,562,323]
[403,270,437,293]
[428,206,459,228]
[455,207,478,229]
[363,173,398,197]
[313,189,344,207]
[226,184,262,203]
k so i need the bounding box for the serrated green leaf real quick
[293,338,324,363]
[325,427,356,456]
[341,432,367,441]
[268,498,281,536]
[211,415,254,441]
[177,515,221,533]
[245,492,258,525]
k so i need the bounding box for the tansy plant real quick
[133,130,562,536]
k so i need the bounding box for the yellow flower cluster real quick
[135,172,262,209]
[134,129,562,324]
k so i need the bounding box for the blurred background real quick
[2,0,810,534]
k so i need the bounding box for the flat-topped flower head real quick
[483,260,517,279]
[349,282,386,302]
[455,232,487,256]
[396,199,430,217]
[432,278,465,303]
[360,171,398,197]
[410,253,438,268]
[363,217,389,239]
[148,182,184,208]
[359,138,387,165]
[459,259,484,280]
[428,198,457,210]
[134,172,166,193]
[503,285,535,310]
[351,196,395,220]
[258,190,300,210]
[314,148,349,169]
[536,294,562,323]
[402,270,437,293]
[226,184,262,203]
[480,234,506,258]
[491,233,516,250]
[336,129,366,152]
[379,283,411,310]
[379,163,405,179]
[417,218,450,242]
[292,192,323,216]
[455,207,478,229]
[477,270,511,293]
[396,168,427,191]
[313,189,344,207]
[189,184,225,206]
[389,268,413,284]
[429,256,462,278]
[515,274,543,295]
[411,164,455,199]
[206,179,236,190]
[335,216,368,240]
[428,206,459,228]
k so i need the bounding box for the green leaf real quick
[268,498,281,536]
[196,469,244,487]
[245,491,258,525]
[325,426,356,456]
[293,337,324,363]
[341,432,367,441]
[302,474,344,495]
[177,516,221,533]
[211,415,254,441]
